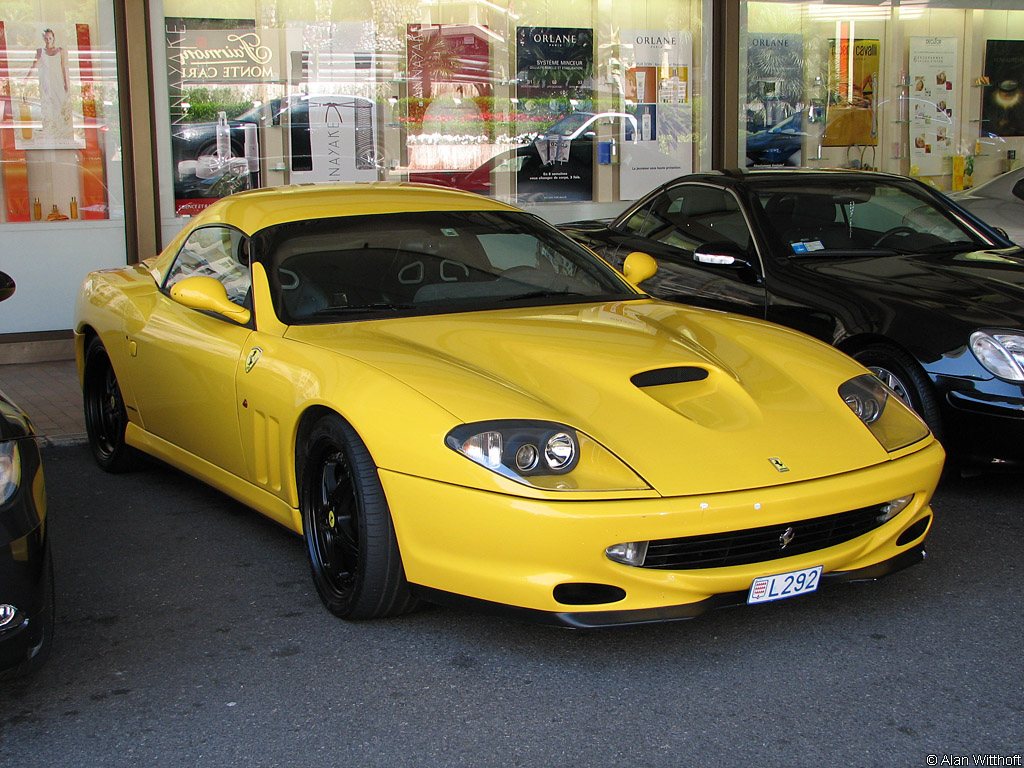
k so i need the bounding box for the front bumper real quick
[938,375,1024,463]
[382,439,943,623]
[0,436,51,676]
[412,544,926,628]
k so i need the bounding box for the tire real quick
[83,337,138,473]
[299,414,417,620]
[852,343,943,440]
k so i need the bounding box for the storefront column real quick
[114,0,160,265]
[713,0,741,170]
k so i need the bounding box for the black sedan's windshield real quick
[751,178,995,256]
[253,210,636,324]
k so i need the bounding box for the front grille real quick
[642,503,891,570]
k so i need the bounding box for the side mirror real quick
[622,251,658,286]
[0,271,14,303]
[170,275,251,325]
[693,242,754,270]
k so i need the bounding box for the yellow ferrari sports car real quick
[74,183,944,627]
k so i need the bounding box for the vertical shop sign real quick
[620,30,692,199]
[823,37,879,147]
[515,28,594,202]
[909,37,958,176]
[76,23,106,219]
[407,24,492,101]
[285,22,379,180]
[515,27,593,101]
[983,40,1024,137]
[166,18,266,215]
[288,96,378,183]
[745,33,804,168]
[0,21,29,221]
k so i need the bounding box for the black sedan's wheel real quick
[853,344,943,440]
[83,338,138,473]
[299,414,417,620]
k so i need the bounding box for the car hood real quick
[791,247,1024,328]
[286,300,911,496]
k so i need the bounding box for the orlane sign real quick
[167,21,281,84]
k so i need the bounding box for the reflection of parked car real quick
[745,112,805,167]
[74,183,942,627]
[949,167,1024,245]
[411,112,644,202]
[171,95,376,202]
[562,169,1024,468]
[0,271,53,679]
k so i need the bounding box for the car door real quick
[605,183,768,317]
[128,225,253,478]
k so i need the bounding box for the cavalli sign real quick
[167,22,280,83]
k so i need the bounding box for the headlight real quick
[970,330,1024,381]
[446,420,650,491]
[839,375,930,452]
[0,441,21,505]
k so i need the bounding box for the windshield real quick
[751,177,994,256]
[253,210,636,324]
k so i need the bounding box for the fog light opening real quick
[606,540,649,567]
[896,515,931,547]
[553,583,627,606]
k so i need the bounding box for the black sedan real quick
[0,271,53,678]
[562,169,1024,467]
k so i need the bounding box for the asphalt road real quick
[1,445,1021,768]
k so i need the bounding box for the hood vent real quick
[631,367,709,388]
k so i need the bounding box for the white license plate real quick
[748,565,823,605]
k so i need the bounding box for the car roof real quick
[183,182,519,235]
[153,182,523,275]
[664,168,916,191]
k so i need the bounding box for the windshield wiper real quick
[498,290,585,302]
[311,302,416,315]
[917,241,982,254]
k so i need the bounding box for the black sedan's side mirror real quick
[0,271,15,303]
[693,242,754,270]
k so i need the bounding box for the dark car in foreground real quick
[0,271,53,677]
[562,169,1024,467]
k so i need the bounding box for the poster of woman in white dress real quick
[15,27,84,149]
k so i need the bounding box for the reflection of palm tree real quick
[413,29,460,98]
[746,36,803,130]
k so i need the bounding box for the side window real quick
[164,226,251,307]
[661,186,751,250]
[618,200,657,236]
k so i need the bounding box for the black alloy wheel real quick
[299,414,417,620]
[83,338,138,473]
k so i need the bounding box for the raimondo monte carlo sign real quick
[166,19,281,83]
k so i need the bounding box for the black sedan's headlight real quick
[446,420,650,491]
[0,441,20,505]
[840,375,930,452]
[970,330,1024,381]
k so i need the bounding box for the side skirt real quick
[126,423,303,534]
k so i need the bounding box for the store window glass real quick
[743,2,1024,192]
[158,0,711,228]
[0,7,122,223]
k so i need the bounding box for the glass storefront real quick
[153,0,714,242]
[3,1,1024,338]
[0,0,125,334]
[743,2,1024,191]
